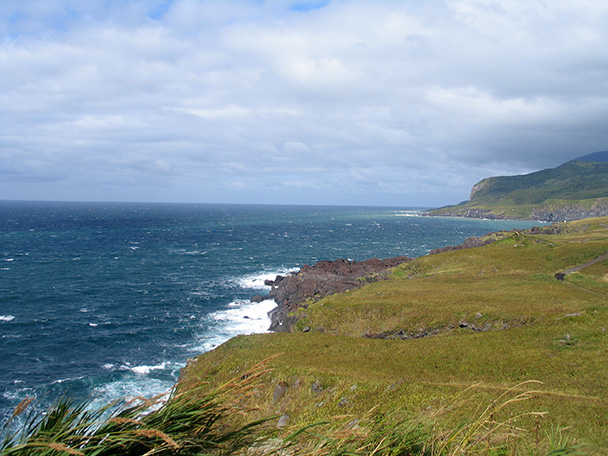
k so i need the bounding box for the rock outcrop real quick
[261,257,412,332]
[530,202,608,222]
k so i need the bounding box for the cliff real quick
[259,232,515,333]
[427,151,608,221]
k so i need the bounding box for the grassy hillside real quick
[428,153,608,221]
[179,217,608,454]
[4,218,607,454]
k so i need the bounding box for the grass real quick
[0,359,276,455]
[180,218,608,453]
[4,217,608,454]
[1,370,584,456]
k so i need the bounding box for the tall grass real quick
[1,373,584,455]
[0,358,276,456]
[249,381,584,456]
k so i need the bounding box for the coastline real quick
[0,204,545,427]
[257,226,535,334]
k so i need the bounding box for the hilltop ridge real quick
[427,151,608,221]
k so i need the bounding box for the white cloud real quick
[1,0,608,206]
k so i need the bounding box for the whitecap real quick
[0,315,15,322]
[90,377,175,414]
[88,323,98,327]
[130,362,169,375]
[192,299,277,352]
[233,268,295,290]
[394,210,423,217]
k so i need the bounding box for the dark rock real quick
[266,256,412,332]
[311,380,323,394]
[250,294,266,303]
[273,382,289,402]
[277,415,289,428]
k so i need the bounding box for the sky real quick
[1,0,608,207]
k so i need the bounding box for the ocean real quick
[0,201,543,425]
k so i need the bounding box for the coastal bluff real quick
[256,232,508,332]
[427,151,608,221]
[252,256,412,332]
[181,216,608,452]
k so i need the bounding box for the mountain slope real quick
[428,151,608,221]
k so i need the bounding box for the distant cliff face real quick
[427,151,608,221]
[468,179,489,201]
[530,201,608,222]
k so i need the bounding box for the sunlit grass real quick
[4,217,607,454]
[181,218,608,453]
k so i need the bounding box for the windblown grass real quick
[244,380,582,455]
[0,359,277,455]
[2,375,582,456]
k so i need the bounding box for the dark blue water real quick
[0,201,542,424]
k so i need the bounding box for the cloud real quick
[1,0,608,206]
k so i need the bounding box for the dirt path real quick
[554,252,608,280]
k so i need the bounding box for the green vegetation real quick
[4,217,608,454]
[180,217,608,454]
[427,155,608,220]
[0,362,274,455]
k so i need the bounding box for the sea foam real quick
[234,268,295,289]
[193,298,277,352]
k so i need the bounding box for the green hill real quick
[427,151,608,221]
[177,217,608,454]
[5,218,608,454]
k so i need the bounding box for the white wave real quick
[193,299,277,352]
[394,211,423,217]
[90,377,174,413]
[0,315,15,322]
[109,361,183,377]
[130,362,169,375]
[234,268,295,290]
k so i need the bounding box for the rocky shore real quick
[254,230,520,332]
[428,201,608,222]
[251,256,412,332]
